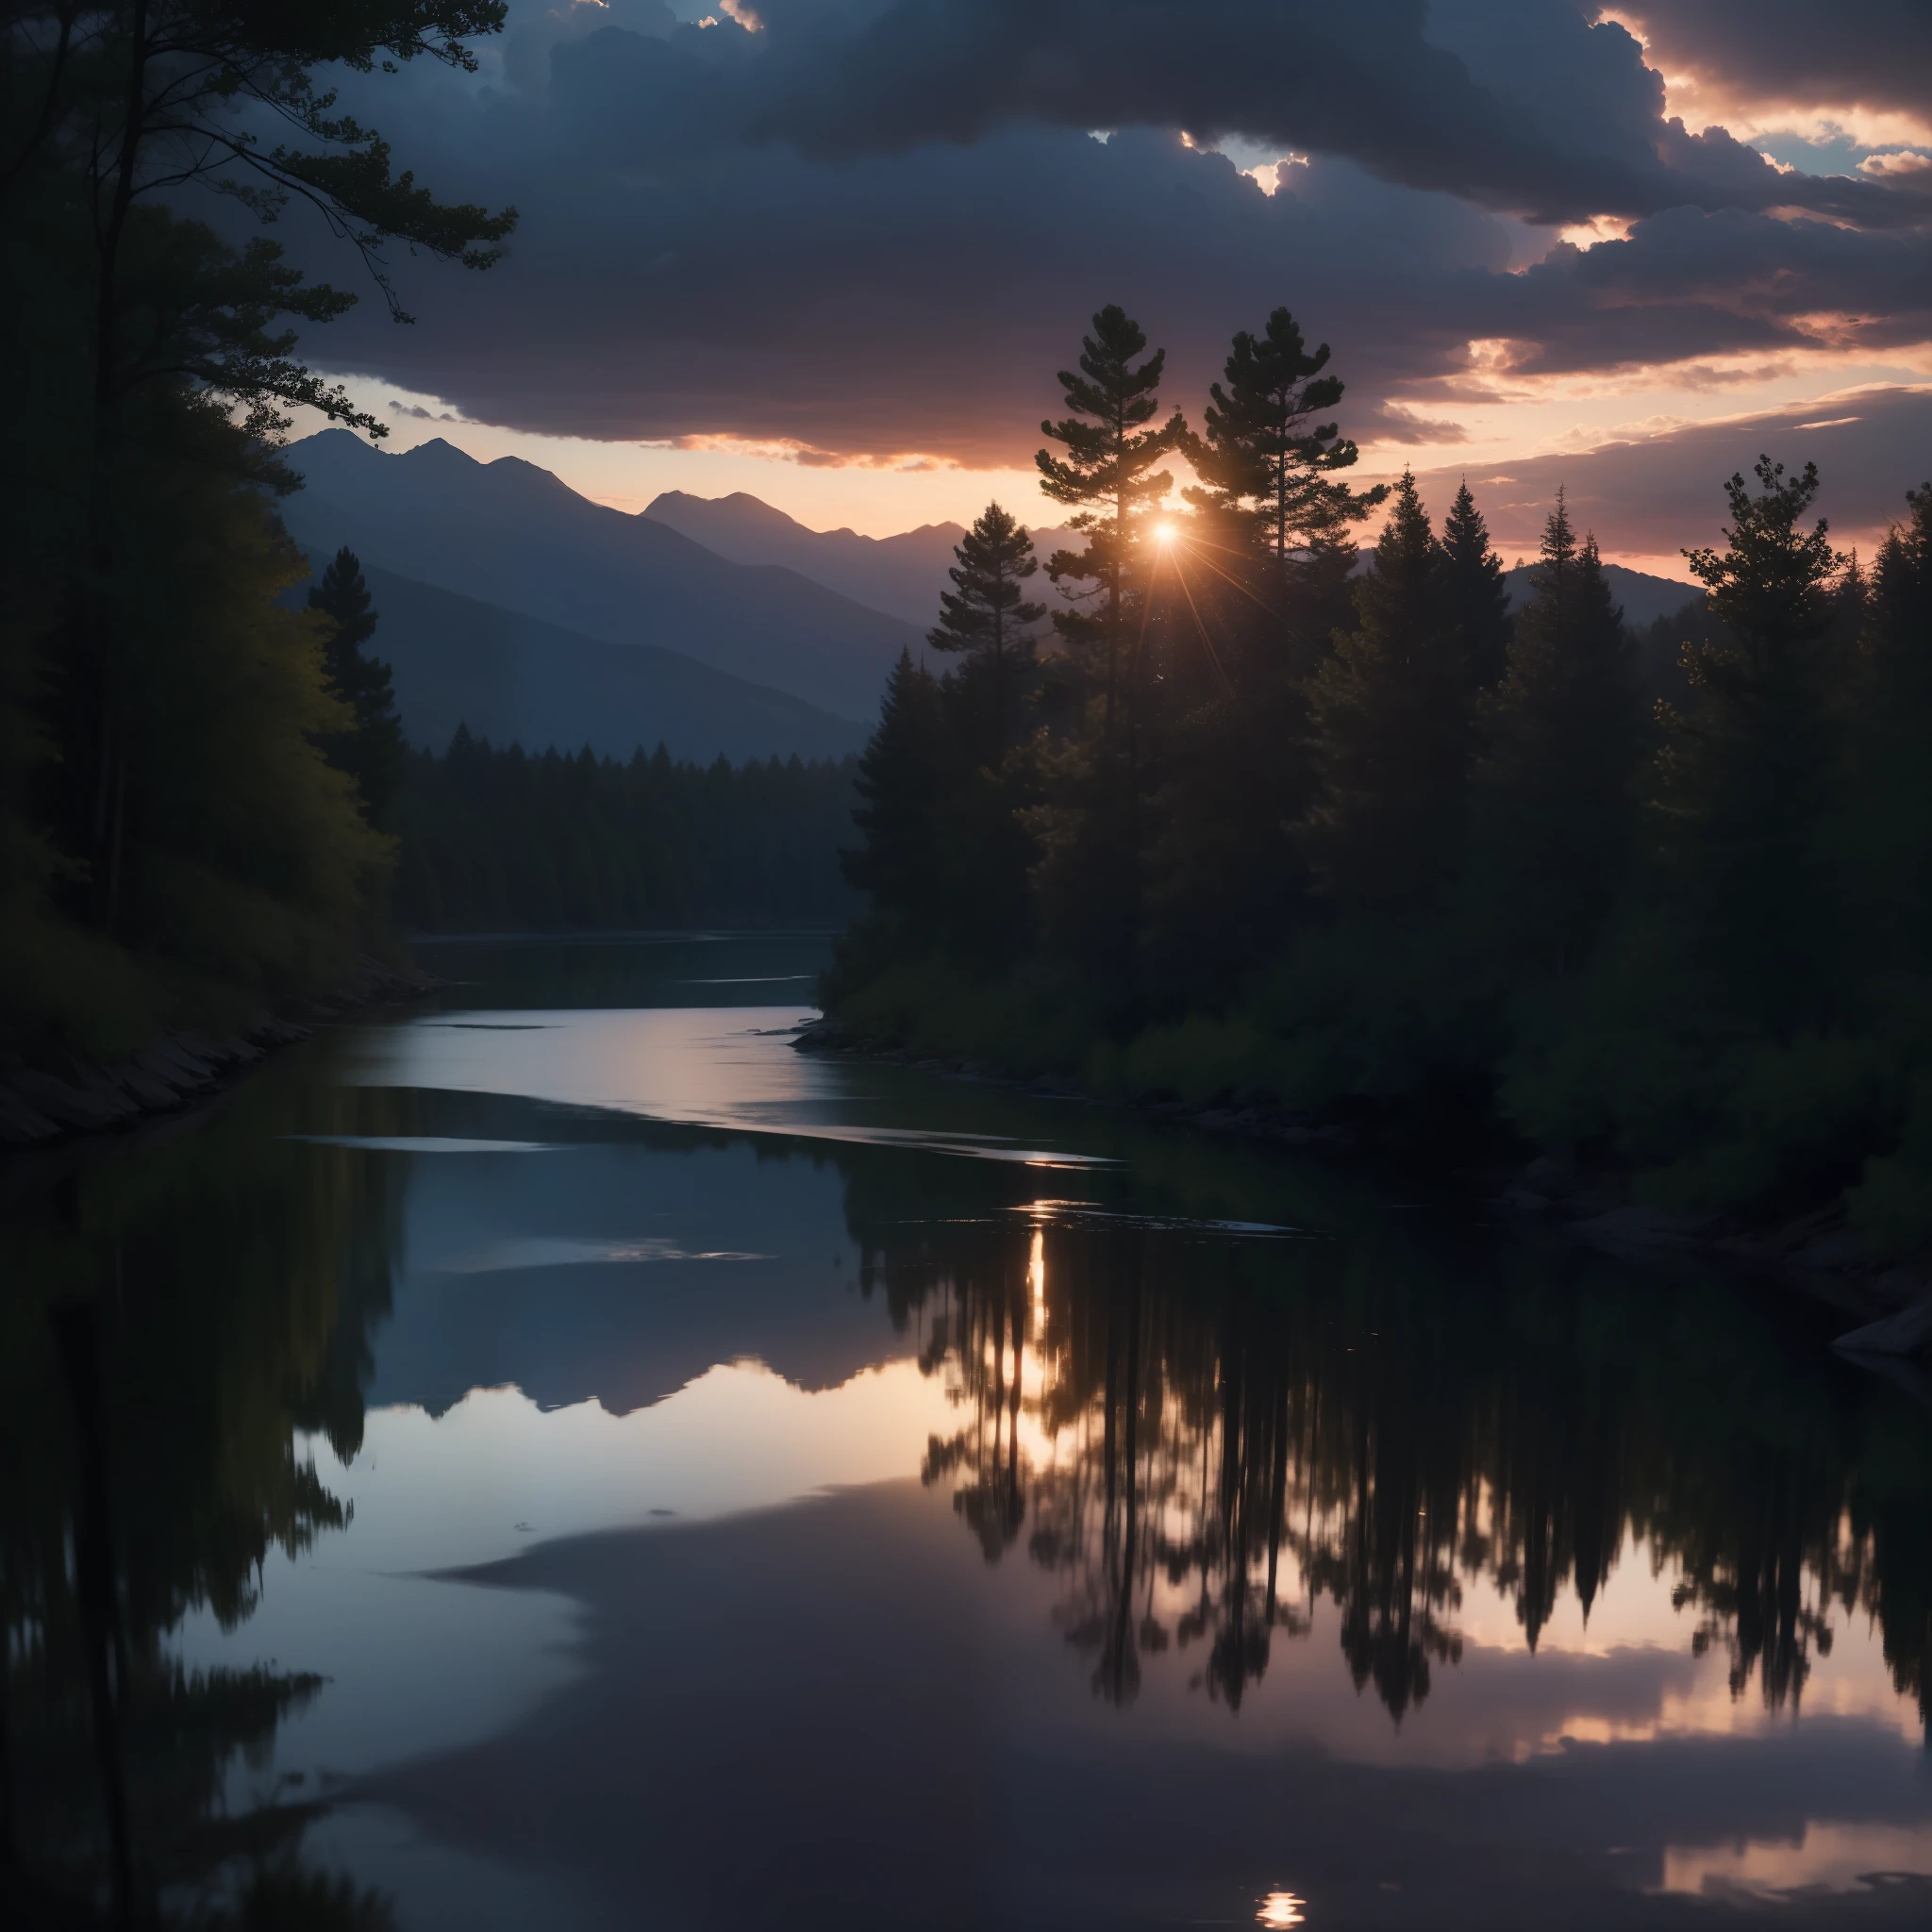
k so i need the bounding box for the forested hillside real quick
[394,735,858,933]
[0,1,515,1054]
[827,305,1932,1254]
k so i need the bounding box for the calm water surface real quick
[8,935,1931,1929]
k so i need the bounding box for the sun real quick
[1153,520,1178,544]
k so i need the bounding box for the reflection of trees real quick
[1,1073,408,1924]
[854,1192,1932,1732]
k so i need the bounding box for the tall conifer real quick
[1036,306,1187,736]
[1441,479,1513,692]
[1473,491,1640,978]
[308,547,405,827]
[928,503,1045,762]
[841,649,945,927]
[1190,308,1386,570]
[1849,483,1932,974]
[1304,474,1473,910]
[1661,457,1846,1027]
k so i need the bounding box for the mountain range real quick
[1503,559,1699,628]
[642,491,1077,628]
[281,433,917,722]
[300,556,868,764]
[281,431,1703,764]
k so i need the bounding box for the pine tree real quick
[1190,307,1386,571]
[841,649,946,927]
[1036,305,1187,737]
[928,502,1045,762]
[1661,457,1846,1028]
[1849,483,1932,974]
[1473,491,1641,980]
[1441,479,1514,692]
[1304,473,1473,911]
[308,547,405,828]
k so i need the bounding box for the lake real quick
[7,934,1930,1929]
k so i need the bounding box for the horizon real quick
[291,419,1721,586]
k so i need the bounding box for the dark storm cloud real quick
[540,0,1919,228]
[268,0,1932,515]
[1619,1,1932,121]
[1474,208,1932,375]
[311,87,1931,465]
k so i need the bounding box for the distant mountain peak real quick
[645,488,807,533]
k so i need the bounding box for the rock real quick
[1791,1226,1869,1272]
[1503,1188,1552,1218]
[148,1037,216,1083]
[136,1044,208,1091]
[8,1070,128,1130]
[105,1062,181,1110]
[1520,1154,1579,1198]
[60,1062,144,1119]
[1833,1297,1932,1357]
[1570,1203,1718,1250]
[0,1087,60,1143]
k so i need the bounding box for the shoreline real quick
[0,955,441,1153]
[793,1015,1932,1369]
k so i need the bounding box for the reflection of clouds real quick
[1657,1819,1932,1898]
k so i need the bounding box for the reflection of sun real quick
[1257,1892,1307,1928]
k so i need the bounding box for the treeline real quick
[829,304,1932,1252]
[0,3,515,1054]
[393,732,858,932]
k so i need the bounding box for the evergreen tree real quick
[1473,491,1640,979]
[1304,473,1473,911]
[927,503,1044,762]
[308,548,405,828]
[841,650,946,927]
[1661,457,1846,1028]
[1849,483,1932,974]
[1036,305,1188,736]
[1441,479,1514,692]
[1189,307,1386,572]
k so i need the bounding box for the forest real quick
[5,0,1929,1257]
[0,1,521,1058]
[828,305,1932,1254]
[392,728,858,932]
[0,0,848,1058]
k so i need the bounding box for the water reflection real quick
[875,1197,1932,1740]
[2,1075,405,1925]
[3,936,1930,1928]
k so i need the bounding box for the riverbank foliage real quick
[394,733,858,932]
[827,304,1932,1251]
[0,2,513,1054]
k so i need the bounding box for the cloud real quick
[508,1,1924,228]
[1403,383,1932,564]
[1860,150,1932,186]
[252,4,1932,473]
[1616,3,1932,125]
[1372,401,1471,444]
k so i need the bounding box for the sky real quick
[280,0,1932,572]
